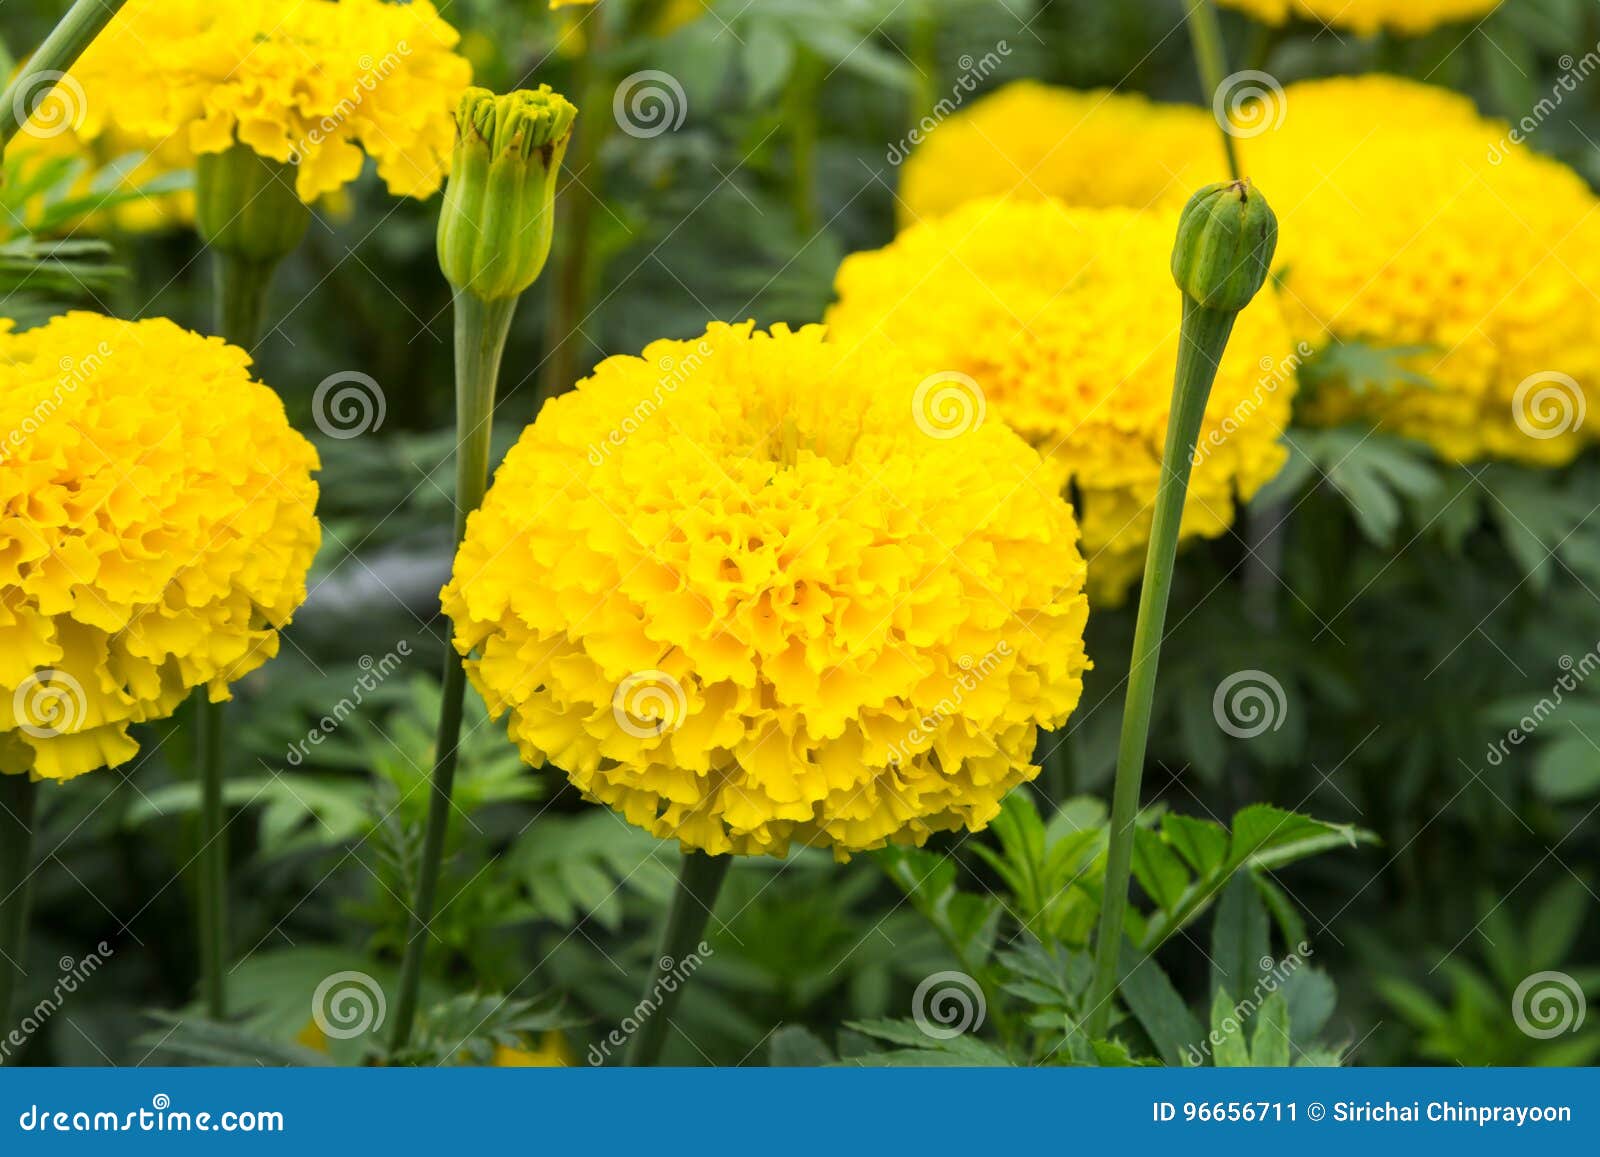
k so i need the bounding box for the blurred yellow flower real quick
[442,322,1089,858]
[64,0,473,202]
[0,313,320,782]
[897,82,1226,224]
[491,1034,573,1066]
[1241,76,1600,465]
[5,129,193,236]
[1215,0,1498,35]
[827,199,1296,602]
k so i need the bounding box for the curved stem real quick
[389,290,518,1054]
[1184,0,1243,182]
[0,774,38,1052]
[625,851,730,1067]
[0,0,128,150]
[1086,300,1238,1039]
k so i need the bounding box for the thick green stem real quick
[1086,300,1239,1039]
[389,290,518,1054]
[0,0,128,150]
[0,774,38,1047]
[194,696,227,1020]
[625,851,731,1067]
[214,254,275,352]
[1184,0,1243,182]
[786,49,822,236]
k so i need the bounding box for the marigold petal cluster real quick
[1214,0,1498,35]
[826,199,1297,603]
[1241,76,1600,464]
[65,0,473,202]
[898,82,1226,223]
[0,313,321,782]
[441,322,1090,858]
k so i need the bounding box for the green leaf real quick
[1532,735,1600,802]
[1209,989,1250,1067]
[769,1025,836,1066]
[1211,874,1270,1003]
[1132,827,1191,913]
[1118,947,1204,1066]
[1250,992,1292,1067]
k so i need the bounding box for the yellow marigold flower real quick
[898,82,1226,224]
[0,313,320,782]
[1240,76,1600,465]
[1214,0,1498,35]
[491,1033,573,1066]
[65,0,473,202]
[826,199,1297,603]
[442,322,1090,859]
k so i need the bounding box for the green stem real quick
[909,1,939,128]
[194,696,227,1020]
[0,774,38,1047]
[625,851,731,1067]
[1086,299,1239,1040]
[0,0,128,150]
[389,290,518,1054]
[214,254,275,352]
[540,16,611,403]
[1184,0,1243,182]
[786,49,822,236]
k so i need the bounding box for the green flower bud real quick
[1171,179,1278,313]
[195,144,311,267]
[437,85,578,302]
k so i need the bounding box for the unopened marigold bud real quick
[1171,179,1278,313]
[195,144,311,267]
[437,85,578,301]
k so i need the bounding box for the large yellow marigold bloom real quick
[442,322,1090,858]
[898,82,1226,224]
[826,199,1297,603]
[65,0,473,202]
[1242,76,1600,465]
[1215,0,1498,34]
[0,313,320,782]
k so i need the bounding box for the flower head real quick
[441,322,1089,858]
[65,0,473,202]
[897,82,1225,223]
[437,86,578,300]
[1214,0,1498,35]
[1241,76,1600,464]
[826,199,1296,603]
[0,313,320,782]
